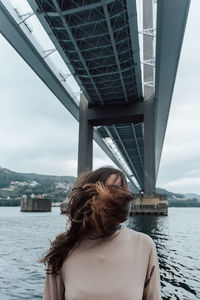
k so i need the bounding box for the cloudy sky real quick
[0,0,200,194]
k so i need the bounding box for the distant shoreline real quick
[1,204,200,208]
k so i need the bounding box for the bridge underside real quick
[29,0,147,190]
[29,0,146,190]
[0,0,191,204]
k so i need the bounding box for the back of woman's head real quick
[40,167,133,274]
[73,166,128,188]
[69,182,131,236]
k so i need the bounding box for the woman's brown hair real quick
[39,167,133,274]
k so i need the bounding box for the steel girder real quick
[0,0,140,191]
[29,0,142,105]
[27,0,144,187]
[155,0,191,177]
[1,0,190,191]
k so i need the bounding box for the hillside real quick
[0,166,75,188]
[156,187,185,201]
[0,167,76,205]
[0,167,200,206]
[184,193,200,200]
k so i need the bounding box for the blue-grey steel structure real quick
[0,0,191,194]
[29,0,145,190]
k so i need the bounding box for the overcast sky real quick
[0,0,200,194]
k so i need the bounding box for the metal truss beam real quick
[88,102,144,126]
[104,127,139,192]
[74,32,109,42]
[27,0,92,103]
[81,65,136,78]
[126,0,143,98]
[69,10,124,29]
[67,36,128,54]
[142,59,155,67]
[78,47,131,63]
[28,0,101,104]
[73,54,114,63]
[45,0,115,17]
[51,0,104,105]
[86,57,131,71]
[131,123,144,172]
[0,0,79,119]
[139,28,155,37]
[60,28,127,45]
[0,0,139,190]
[142,0,154,99]
[102,1,129,102]
[77,60,129,72]
[77,64,117,73]
[15,10,34,25]
[112,126,143,188]
[97,80,135,89]
[78,36,128,48]
[155,0,191,177]
[91,75,130,85]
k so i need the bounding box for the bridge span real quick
[0,0,191,215]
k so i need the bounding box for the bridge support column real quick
[131,97,167,215]
[144,98,156,196]
[78,93,93,176]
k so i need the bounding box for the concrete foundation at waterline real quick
[60,195,168,216]
[130,194,168,216]
[20,197,52,212]
[60,198,70,214]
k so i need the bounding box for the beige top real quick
[43,225,162,300]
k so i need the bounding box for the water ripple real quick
[0,207,200,299]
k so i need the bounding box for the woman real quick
[40,167,161,300]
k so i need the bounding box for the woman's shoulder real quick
[123,226,155,249]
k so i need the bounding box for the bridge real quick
[0,0,190,215]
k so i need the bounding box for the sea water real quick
[0,207,199,300]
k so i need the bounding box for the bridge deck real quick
[30,0,144,188]
[32,0,142,105]
[0,0,191,191]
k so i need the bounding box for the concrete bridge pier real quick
[77,93,168,215]
[78,93,93,176]
[77,93,144,179]
[129,0,168,216]
[144,98,155,197]
[130,193,168,216]
[130,98,168,216]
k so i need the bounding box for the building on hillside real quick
[21,195,52,212]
